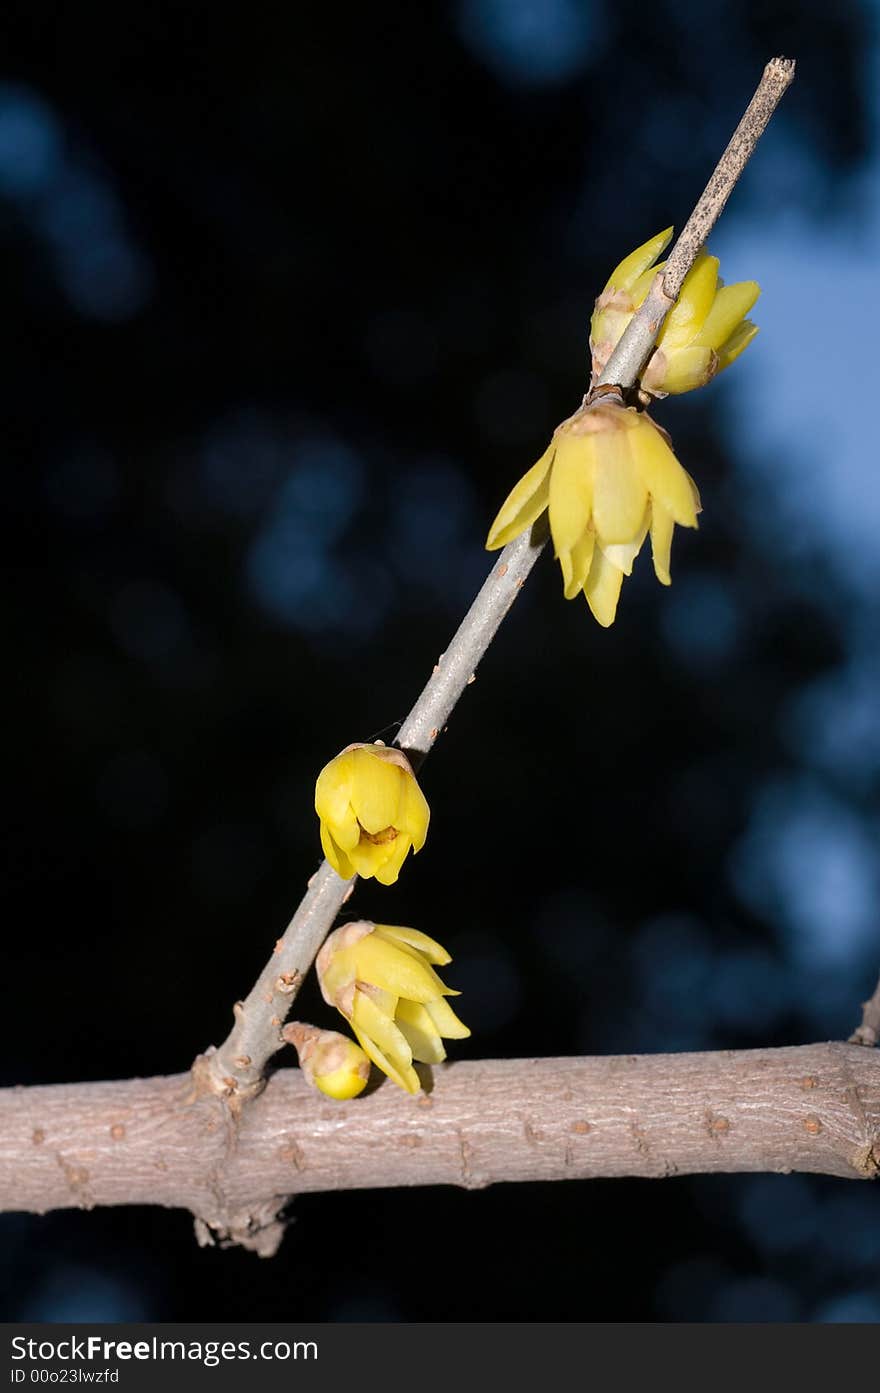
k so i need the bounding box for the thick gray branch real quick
[3,1044,876,1255]
[202,58,795,1098]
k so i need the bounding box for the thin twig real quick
[201,57,796,1099]
[600,56,795,391]
[850,973,880,1048]
[201,524,547,1095]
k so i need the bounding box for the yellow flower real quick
[590,227,760,396]
[316,921,470,1094]
[486,401,700,626]
[315,743,430,886]
[283,1022,371,1100]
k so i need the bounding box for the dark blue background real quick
[3,0,879,1322]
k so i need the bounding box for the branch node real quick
[190,1049,266,1114]
[849,1143,879,1179]
[849,974,880,1048]
[193,1201,287,1257]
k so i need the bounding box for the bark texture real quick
[2,1044,877,1255]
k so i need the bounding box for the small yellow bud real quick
[316,922,470,1094]
[283,1022,371,1100]
[486,401,700,626]
[590,229,760,397]
[315,743,430,885]
[590,228,672,386]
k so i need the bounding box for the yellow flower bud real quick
[283,1022,371,1100]
[590,229,759,397]
[315,743,430,886]
[486,401,700,627]
[589,227,673,387]
[316,922,470,1094]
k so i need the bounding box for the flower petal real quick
[315,751,355,826]
[649,501,675,585]
[560,528,596,599]
[425,996,471,1040]
[655,345,714,395]
[685,469,702,516]
[603,227,673,292]
[558,547,574,596]
[350,748,403,835]
[316,933,359,1006]
[347,834,398,880]
[631,418,699,528]
[360,983,398,1016]
[399,774,430,851]
[354,932,449,1002]
[394,999,447,1065]
[548,434,594,555]
[320,822,356,880]
[375,924,452,965]
[658,253,718,349]
[583,547,624,627]
[485,442,554,550]
[600,513,649,576]
[629,261,667,310]
[717,320,759,372]
[371,833,413,886]
[591,426,648,544]
[695,281,760,350]
[352,1022,421,1094]
[352,988,413,1069]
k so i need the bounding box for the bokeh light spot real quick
[456,0,603,88]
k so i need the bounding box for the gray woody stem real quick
[600,56,795,390]
[201,525,546,1096]
[203,56,795,1098]
[2,1044,876,1256]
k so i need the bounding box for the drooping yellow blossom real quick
[315,743,430,886]
[486,401,700,626]
[283,1022,371,1100]
[316,921,470,1094]
[590,227,760,396]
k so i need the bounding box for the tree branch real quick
[850,973,880,1048]
[3,1044,875,1255]
[201,523,548,1098]
[201,57,796,1099]
[600,56,795,390]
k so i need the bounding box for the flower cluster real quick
[590,227,760,397]
[487,401,700,626]
[308,747,460,1095]
[294,229,760,1099]
[486,231,758,624]
[315,743,429,886]
[316,921,469,1095]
